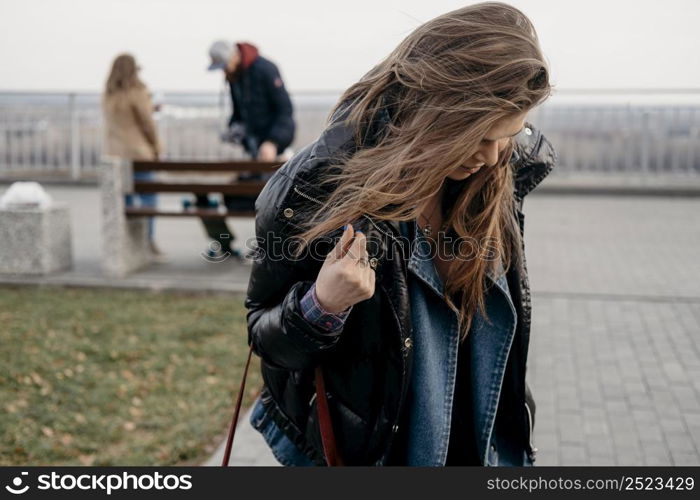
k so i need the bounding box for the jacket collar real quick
[511,123,557,199]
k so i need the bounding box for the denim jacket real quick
[398,219,529,466]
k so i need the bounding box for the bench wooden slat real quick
[125,207,256,219]
[132,160,282,173]
[132,181,266,195]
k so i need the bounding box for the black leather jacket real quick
[245,103,557,466]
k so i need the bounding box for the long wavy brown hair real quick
[292,2,552,340]
[104,53,145,95]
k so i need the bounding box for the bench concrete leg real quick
[100,157,152,278]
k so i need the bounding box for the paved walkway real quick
[524,195,700,466]
[2,183,699,466]
[203,406,278,467]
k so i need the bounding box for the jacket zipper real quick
[293,185,323,205]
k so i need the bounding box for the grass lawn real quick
[0,286,261,466]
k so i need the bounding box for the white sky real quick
[0,0,698,93]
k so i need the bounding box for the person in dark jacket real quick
[209,39,295,160]
[244,2,556,466]
[198,40,296,259]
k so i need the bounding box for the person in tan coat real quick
[102,53,164,257]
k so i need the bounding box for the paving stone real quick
[669,451,700,466]
[559,444,588,466]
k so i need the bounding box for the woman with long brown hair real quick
[245,2,556,466]
[102,53,164,257]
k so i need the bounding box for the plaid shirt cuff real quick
[299,282,352,333]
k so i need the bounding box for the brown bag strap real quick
[221,347,344,467]
[314,365,344,466]
[221,345,254,466]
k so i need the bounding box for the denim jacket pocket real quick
[250,396,315,466]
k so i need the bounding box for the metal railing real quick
[530,102,700,175]
[1,91,699,181]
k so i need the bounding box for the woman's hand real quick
[314,223,376,314]
[257,141,278,162]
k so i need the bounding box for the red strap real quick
[221,347,344,466]
[315,366,344,466]
[221,345,254,466]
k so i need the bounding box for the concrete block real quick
[0,203,72,274]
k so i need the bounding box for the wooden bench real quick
[100,157,282,277]
[126,159,283,218]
